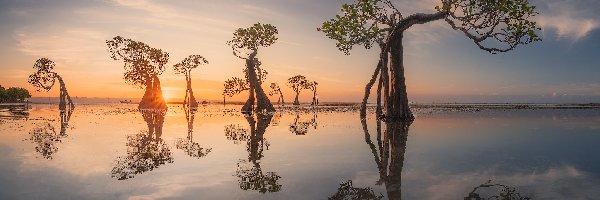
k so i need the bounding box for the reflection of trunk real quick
[60,108,73,136]
[245,113,273,162]
[236,113,280,193]
[176,106,212,158]
[184,73,198,108]
[56,75,74,111]
[111,109,172,180]
[362,117,411,200]
[388,33,413,121]
[140,75,167,110]
[242,49,275,113]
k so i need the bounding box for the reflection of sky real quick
[0,105,599,199]
[0,0,599,103]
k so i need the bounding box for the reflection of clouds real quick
[402,165,597,199]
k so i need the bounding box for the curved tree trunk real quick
[186,74,198,108]
[56,76,74,111]
[360,60,382,118]
[242,49,275,113]
[139,75,167,110]
[388,33,414,121]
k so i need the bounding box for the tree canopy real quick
[173,55,209,76]
[28,58,59,92]
[106,36,170,88]
[0,86,31,102]
[227,22,278,56]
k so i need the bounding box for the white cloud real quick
[535,0,599,42]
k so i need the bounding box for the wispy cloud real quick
[535,0,599,42]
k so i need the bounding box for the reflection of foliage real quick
[236,159,282,194]
[28,109,73,159]
[28,122,62,159]
[465,180,531,200]
[289,111,317,135]
[227,113,280,193]
[328,180,383,200]
[176,106,212,159]
[111,131,173,180]
[225,124,251,144]
[112,109,172,180]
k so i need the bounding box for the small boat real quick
[120,100,132,104]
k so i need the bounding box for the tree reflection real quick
[288,109,317,135]
[328,180,383,200]
[225,113,282,193]
[28,108,73,159]
[464,180,531,200]
[111,109,173,180]
[176,105,212,158]
[361,118,411,199]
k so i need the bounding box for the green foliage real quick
[441,0,542,53]
[0,85,31,102]
[106,36,170,88]
[173,55,209,76]
[319,0,389,55]
[28,58,58,92]
[227,23,278,52]
[321,0,541,55]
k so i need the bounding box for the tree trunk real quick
[360,59,382,118]
[243,49,275,113]
[186,73,198,108]
[293,92,300,105]
[388,33,414,121]
[56,76,74,111]
[139,75,167,110]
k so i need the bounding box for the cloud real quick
[535,0,600,42]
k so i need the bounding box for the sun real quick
[162,90,174,102]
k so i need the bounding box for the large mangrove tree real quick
[320,0,541,121]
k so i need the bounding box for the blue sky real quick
[0,0,598,103]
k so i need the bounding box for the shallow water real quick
[0,104,599,199]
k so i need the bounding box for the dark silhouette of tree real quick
[0,86,31,103]
[307,81,319,106]
[111,109,173,180]
[27,109,73,159]
[268,83,285,106]
[106,36,169,110]
[173,55,209,108]
[328,180,383,200]
[28,58,74,111]
[465,180,531,200]
[287,75,312,106]
[227,23,277,113]
[176,105,212,158]
[361,117,411,199]
[223,60,268,104]
[225,113,282,193]
[320,0,541,121]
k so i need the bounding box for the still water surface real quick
[0,104,599,199]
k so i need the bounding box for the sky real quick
[0,0,599,103]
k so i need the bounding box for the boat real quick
[120,100,132,104]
